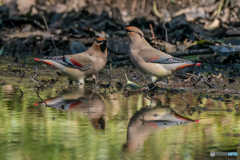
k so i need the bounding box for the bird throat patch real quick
[100,42,107,53]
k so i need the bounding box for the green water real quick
[0,83,240,160]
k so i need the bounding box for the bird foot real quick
[144,82,156,90]
[143,82,159,92]
[92,74,97,84]
[143,80,167,92]
[167,76,172,86]
[76,80,84,88]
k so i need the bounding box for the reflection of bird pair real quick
[35,88,199,152]
[35,89,106,130]
[35,27,200,87]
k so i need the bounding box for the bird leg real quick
[92,74,97,84]
[151,76,158,83]
[144,76,170,91]
[167,76,172,86]
[143,76,160,91]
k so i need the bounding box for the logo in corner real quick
[210,151,215,157]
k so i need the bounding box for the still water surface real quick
[0,85,240,160]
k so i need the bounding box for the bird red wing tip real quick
[34,102,39,106]
[35,58,40,61]
[195,120,199,123]
[195,63,201,66]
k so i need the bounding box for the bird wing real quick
[45,52,92,71]
[35,98,84,110]
[138,49,192,64]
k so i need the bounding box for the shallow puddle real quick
[0,82,240,160]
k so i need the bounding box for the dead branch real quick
[149,24,157,45]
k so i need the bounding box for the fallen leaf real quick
[204,18,220,30]
[17,0,36,15]
[221,8,230,23]
[153,1,163,18]
[125,73,142,90]
[183,55,199,61]
[217,73,222,80]
[173,6,205,22]
[162,41,176,53]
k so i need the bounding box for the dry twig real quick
[149,24,157,45]
[163,22,168,42]
[31,72,39,83]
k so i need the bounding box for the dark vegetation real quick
[1,0,240,93]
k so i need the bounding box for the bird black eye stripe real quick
[126,29,143,37]
[125,29,131,32]
[96,40,107,44]
[137,32,143,37]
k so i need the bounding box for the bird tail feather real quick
[175,62,201,70]
[35,58,66,70]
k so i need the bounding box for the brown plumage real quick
[35,38,108,87]
[125,26,201,82]
[122,106,199,153]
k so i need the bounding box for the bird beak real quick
[102,39,107,44]
[124,27,131,34]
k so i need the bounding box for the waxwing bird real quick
[34,88,106,130]
[35,38,108,87]
[125,26,201,83]
[122,106,199,153]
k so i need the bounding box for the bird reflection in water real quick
[34,88,105,130]
[122,100,199,153]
